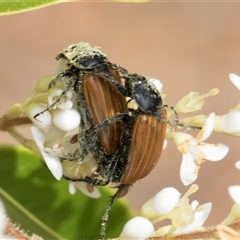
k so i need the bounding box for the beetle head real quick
[57,42,109,70]
[125,74,163,120]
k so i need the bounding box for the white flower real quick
[48,89,73,110]
[119,216,154,240]
[175,89,219,113]
[174,113,229,185]
[140,185,212,237]
[31,126,63,180]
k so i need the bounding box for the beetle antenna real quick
[163,105,202,130]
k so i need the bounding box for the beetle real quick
[95,74,168,238]
[35,42,129,169]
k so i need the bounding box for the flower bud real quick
[53,109,80,131]
[119,217,154,240]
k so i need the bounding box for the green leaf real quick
[0,0,63,16]
[0,144,134,239]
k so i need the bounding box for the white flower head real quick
[140,185,212,237]
[174,113,229,185]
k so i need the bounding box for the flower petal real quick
[0,200,6,235]
[175,92,204,113]
[148,78,163,92]
[27,104,52,129]
[41,150,63,180]
[30,126,45,150]
[73,182,101,199]
[221,111,240,135]
[45,125,66,146]
[180,153,198,186]
[198,143,229,161]
[191,200,199,210]
[229,73,240,91]
[196,113,215,141]
[69,182,77,195]
[235,161,240,170]
[176,202,212,233]
[228,185,240,206]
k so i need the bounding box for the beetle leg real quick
[100,184,131,240]
[85,113,129,159]
[96,71,128,96]
[63,175,110,186]
[85,113,129,146]
[97,113,129,130]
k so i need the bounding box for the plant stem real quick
[0,116,31,132]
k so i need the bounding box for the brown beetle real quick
[96,74,167,238]
[43,42,129,173]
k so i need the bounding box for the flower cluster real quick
[119,185,212,239]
